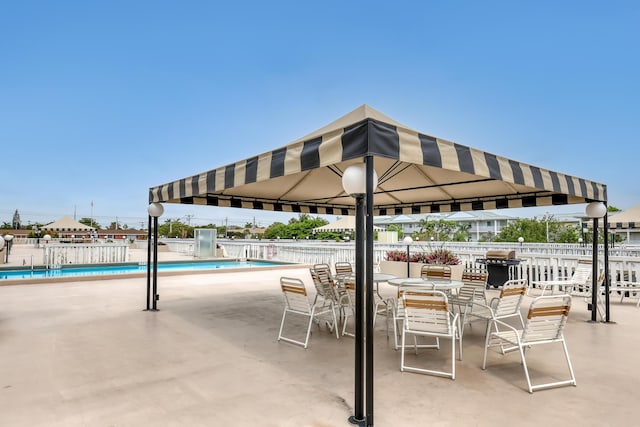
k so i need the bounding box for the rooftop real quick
[0,254,637,426]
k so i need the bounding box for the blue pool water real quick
[0,260,287,280]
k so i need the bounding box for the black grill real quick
[476,250,521,287]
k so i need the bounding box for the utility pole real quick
[185,214,193,226]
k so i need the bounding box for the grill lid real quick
[485,250,516,260]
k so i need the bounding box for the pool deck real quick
[0,245,639,426]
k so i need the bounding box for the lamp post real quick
[578,237,583,247]
[342,162,378,427]
[403,235,413,278]
[3,234,14,263]
[585,201,607,322]
[146,202,164,311]
[518,236,524,247]
[32,226,41,248]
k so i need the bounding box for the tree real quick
[263,222,288,239]
[12,210,21,229]
[417,218,457,241]
[263,215,330,240]
[493,215,578,243]
[452,223,471,242]
[158,219,194,238]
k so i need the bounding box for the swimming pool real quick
[0,260,290,281]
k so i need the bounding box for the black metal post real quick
[348,194,365,425]
[603,212,611,322]
[152,215,159,311]
[365,156,374,427]
[406,243,410,277]
[590,217,599,322]
[145,215,152,310]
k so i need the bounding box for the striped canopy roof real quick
[149,105,607,216]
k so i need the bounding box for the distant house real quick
[374,211,518,242]
[97,229,148,241]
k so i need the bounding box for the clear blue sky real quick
[1,1,638,229]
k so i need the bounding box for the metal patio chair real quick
[277,276,339,348]
[400,290,462,379]
[482,294,576,393]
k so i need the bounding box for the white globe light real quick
[342,164,379,196]
[4,234,14,242]
[585,202,606,218]
[518,236,524,243]
[403,236,413,244]
[148,202,165,218]
[43,234,51,241]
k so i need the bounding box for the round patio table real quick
[387,277,464,292]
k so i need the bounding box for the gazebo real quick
[312,216,383,234]
[41,215,95,236]
[607,204,640,244]
[147,104,608,426]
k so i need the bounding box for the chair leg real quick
[451,326,456,380]
[277,308,288,342]
[561,339,577,387]
[342,306,354,337]
[304,310,314,349]
[481,322,493,370]
[457,317,463,361]
[400,328,407,371]
[518,344,534,393]
[393,315,401,350]
[331,304,340,340]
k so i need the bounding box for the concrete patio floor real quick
[0,265,638,426]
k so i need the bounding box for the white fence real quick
[215,239,640,286]
[42,244,129,266]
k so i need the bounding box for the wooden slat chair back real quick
[458,270,489,300]
[493,280,527,318]
[469,279,527,339]
[400,290,461,379]
[309,265,339,306]
[389,285,434,350]
[482,294,576,393]
[521,299,571,343]
[278,277,339,348]
[335,262,353,277]
[421,265,452,281]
